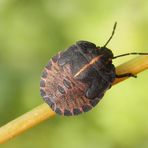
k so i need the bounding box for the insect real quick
[40,22,148,116]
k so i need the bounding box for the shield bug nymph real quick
[40,22,148,116]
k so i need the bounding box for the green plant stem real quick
[0,56,148,144]
[0,104,55,144]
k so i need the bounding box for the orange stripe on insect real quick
[74,55,102,78]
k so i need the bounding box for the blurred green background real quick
[0,0,148,148]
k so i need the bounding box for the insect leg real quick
[116,73,137,78]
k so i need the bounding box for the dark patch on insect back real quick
[43,96,55,110]
[64,109,72,116]
[41,70,48,78]
[52,54,59,63]
[40,79,45,87]
[47,101,55,110]
[82,105,92,112]
[57,85,66,94]
[90,99,100,107]
[46,61,52,70]
[55,108,63,115]
[73,108,82,115]
[40,89,46,97]
[63,79,72,89]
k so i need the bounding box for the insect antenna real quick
[103,22,117,47]
[113,52,148,59]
